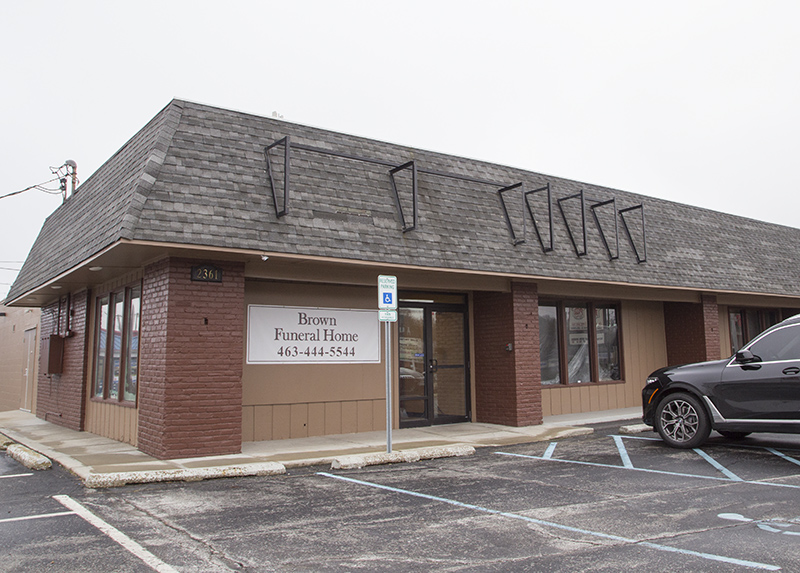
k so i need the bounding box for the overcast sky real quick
[2,1,799,300]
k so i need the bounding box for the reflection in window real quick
[123,286,141,402]
[109,293,124,400]
[93,296,109,398]
[749,325,800,362]
[538,305,560,385]
[729,312,745,355]
[566,305,590,383]
[596,306,620,381]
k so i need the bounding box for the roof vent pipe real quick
[65,160,77,195]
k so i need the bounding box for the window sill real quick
[90,397,138,408]
[542,379,626,388]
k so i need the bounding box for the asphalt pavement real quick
[0,407,644,488]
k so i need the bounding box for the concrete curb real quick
[331,444,475,470]
[0,428,91,480]
[83,461,287,488]
[618,423,652,434]
[6,443,52,470]
[0,433,14,451]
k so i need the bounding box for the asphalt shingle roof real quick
[8,99,800,301]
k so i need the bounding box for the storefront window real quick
[123,286,141,402]
[596,305,621,381]
[729,307,785,354]
[539,301,622,385]
[538,305,560,385]
[109,293,124,400]
[566,305,591,384]
[93,283,142,405]
[93,296,109,398]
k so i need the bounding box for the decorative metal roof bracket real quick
[498,183,526,245]
[389,160,418,232]
[264,136,291,217]
[524,183,554,253]
[619,204,647,263]
[557,191,587,257]
[590,198,620,261]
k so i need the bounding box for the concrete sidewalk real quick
[0,407,644,488]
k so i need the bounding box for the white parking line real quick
[318,472,780,570]
[494,451,800,489]
[0,511,75,524]
[766,448,800,468]
[0,473,34,479]
[53,495,179,573]
[542,442,557,459]
[613,435,634,469]
[693,448,743,481]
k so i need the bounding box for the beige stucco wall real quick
[242,280,393,441]
[0,304,40,412]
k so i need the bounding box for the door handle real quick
[429,358,438,373]
[783,366,800,376]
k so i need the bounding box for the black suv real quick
[643,314,800,448]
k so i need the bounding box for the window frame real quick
[728,307,785,355]
[91,282,142,407]
[538,299,624,386]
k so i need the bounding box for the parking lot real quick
[4,422,800,571]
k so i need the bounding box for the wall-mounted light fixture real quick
[88,266,103,271]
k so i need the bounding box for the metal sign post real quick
[385,320,392,453]
[378,275,398,453]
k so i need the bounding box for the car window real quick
[748,324,800,362]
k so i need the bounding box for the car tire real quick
[718,431,751,439]
[655,392,711,449]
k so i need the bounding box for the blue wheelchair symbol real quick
[383,293,393,305]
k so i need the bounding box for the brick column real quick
[36,291,90,430]
[137,257,245,459]
[664,293,720,366]
[473,282,542,426]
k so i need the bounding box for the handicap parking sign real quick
[378,275,397,310]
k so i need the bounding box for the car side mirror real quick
[735,349,756,364]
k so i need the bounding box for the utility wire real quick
[0,177,63,200]
[0,266,22,271]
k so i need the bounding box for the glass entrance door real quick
[398,302,469,427]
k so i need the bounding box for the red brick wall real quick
[701,294,721,361]
[664,294,720,365]
[36,291,90,430]
[137,258,245,459]
[473,282,542,426]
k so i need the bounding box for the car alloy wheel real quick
[655,392,711,448]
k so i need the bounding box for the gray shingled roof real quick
[8,99,800,301]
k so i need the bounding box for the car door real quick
[714,323,800,420]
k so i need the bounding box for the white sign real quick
[378,275,397,310]
[379,310,398,322]
[247,305,380,364]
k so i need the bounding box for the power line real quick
[0,176,63,200]
[0,266,22,271]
